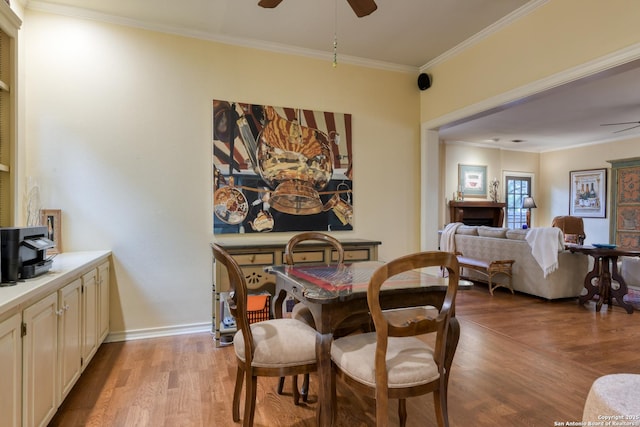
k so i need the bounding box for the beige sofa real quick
[451,225,589,299]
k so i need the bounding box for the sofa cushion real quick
[477,226,508,239]
[456,225,478,236]
[506,229,529,241]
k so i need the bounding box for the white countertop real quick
[0,250,111,315]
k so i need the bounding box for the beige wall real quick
[441,143,539,227]
[540,138,640,245]
[421,0,640,123]
[23,11,420,337]
[441,138,640,245]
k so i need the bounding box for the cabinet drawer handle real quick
[56,309,64,316]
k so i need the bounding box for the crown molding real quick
[25,0,416,74]
[425,42,640,153]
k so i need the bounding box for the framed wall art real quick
[40,209,62,254]
[570,168,607,218]
[212,100,353,234]
[458,164,487,198]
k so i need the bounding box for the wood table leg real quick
[597,262,609,312]
[579,256,601,306]
[316,332,334,427]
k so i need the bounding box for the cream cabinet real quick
[58,278,83,402]
[0,312,22,427]
[0,251,111,427]
[81,269,99,366]
[97,262,110,343]
[212,239,381,346]
[22,292,58,427]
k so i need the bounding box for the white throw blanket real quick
[440,222,463,253]
[525,227,565,278]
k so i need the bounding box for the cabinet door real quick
[82,269,99,368]
[58,278,82,401]
[23,292,58,427]
[0,312,22,427]
[97,262,110,342]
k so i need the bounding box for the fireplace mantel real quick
[449,201,506,227]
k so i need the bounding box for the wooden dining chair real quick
[278,232,345,402]
[211,243,318,427]
[330,251,460,427]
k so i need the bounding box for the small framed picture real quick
[40,209,62,255]
[570,169,607,218]
[458,164,487,198]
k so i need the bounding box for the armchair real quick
[552,215,586,245]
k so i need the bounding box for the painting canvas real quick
[570,169,606,218]
[212,100,353,234]
[458,164,487,198]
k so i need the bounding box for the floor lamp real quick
[522,197,537,228]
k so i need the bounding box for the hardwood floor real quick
[49,285,640,426]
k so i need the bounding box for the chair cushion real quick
[234,318,317,368]
[331,332,440,388]
[583,374,640,422]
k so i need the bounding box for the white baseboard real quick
[104,322,212,343]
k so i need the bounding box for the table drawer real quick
[342,249,373,262]
[290,251,326,264]
[233,253,275,266]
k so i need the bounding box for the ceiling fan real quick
[600,121,640,133]
[258,0,377,18]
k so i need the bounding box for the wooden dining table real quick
[569,245,640,313]
[266,260,471,427]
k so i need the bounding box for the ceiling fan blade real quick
[600,121,640,126]
[613,124,640,133]
[258,0,283,8]
[346,0,377,17]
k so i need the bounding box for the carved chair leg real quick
[243,374,257,427]
[433,388,449,427]
[398,398,407,427]
[232,366,243,422]
[301,373,310,402]
[292,375,301,405]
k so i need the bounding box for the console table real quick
[569,245,640,313]
[211,239,381,346]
